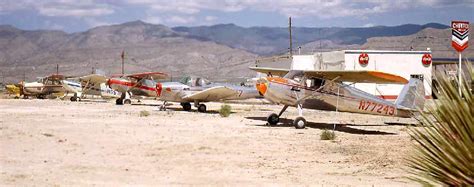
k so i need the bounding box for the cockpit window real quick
[179,76,211,87]
[284,70,304,80]
[179,76,192,85]
[195,77,211,86]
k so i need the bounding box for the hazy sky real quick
[0,0,473,32]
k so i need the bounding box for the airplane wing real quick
[79,74,108,84]
[124,72,168,81]
[303,70,408,84]
[183,86,239,101]
[45,74,66,80]
[249,67,289,77]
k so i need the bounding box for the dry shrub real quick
[320,129,336,140]
[219,104,231,117]
[139,110,150,117]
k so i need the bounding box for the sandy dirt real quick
[0,98,420,186]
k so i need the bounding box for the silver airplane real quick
[250,67,425,129]
[157,76,261,112]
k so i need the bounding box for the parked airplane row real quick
[4,71,260,113]
[4,67,425,129]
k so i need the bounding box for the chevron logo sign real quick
[451,21,469,52]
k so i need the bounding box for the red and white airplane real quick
[106,72,168,105]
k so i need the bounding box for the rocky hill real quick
[0,21,257,83]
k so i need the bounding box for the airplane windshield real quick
[179,76,211,87]
[284,70,304,80]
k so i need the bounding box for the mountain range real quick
[174,23,448,55]
[0,21,468,83]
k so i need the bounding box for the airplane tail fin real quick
[395,77,425,110]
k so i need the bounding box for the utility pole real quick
[121,50,125,75]
[289,17,293,57]
[56,64,59,75]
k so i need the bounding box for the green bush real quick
[219,104,232,117]
[407,64,473,186]
[320,129,336,140]
[139,110,150,117]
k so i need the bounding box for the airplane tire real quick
[197,104,207,113]
[70,96,77,102]
[123,99,132,105]
[293,117,306,129]
[267,113,279,126]
[159,105,166,111]
[182,102,191,111]
[116,98,123,105]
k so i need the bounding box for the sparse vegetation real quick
[139,110,150,117]
[320,129,336,140]
[42,133,54,137]
[219,104,232,117]
[407,64,473,186]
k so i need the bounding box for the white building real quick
[287,50,433,99]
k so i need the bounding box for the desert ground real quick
[0,97,421,186]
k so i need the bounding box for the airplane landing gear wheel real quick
[294,117,306,129]
[181,102,191,111]
[197,104,207,113]
[123,99,132,105]
[267,113,279,126]
[159,105,166,111]
[70,96,77,102]
[116,98,123,105]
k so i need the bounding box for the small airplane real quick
[157,76,261,112]
[59,74,123,101]
[4,84,22,98]
[19,74,73,99]
[106,72,168,105]
[250,67,425,129]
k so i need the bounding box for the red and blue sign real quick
[451,21,469,52]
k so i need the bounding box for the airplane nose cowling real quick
[256,78,268,96]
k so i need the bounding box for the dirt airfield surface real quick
[0,98,421,186]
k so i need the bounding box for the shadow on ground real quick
[245,116,397,135]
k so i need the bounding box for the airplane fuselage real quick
[108,77,158,97]
[22,82,64,96]
[259,77,412,118]
[158,82,260,103]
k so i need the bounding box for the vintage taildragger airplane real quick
[157,76,261,112]
[250,67,425,129]
[106,72,168,105]
[60,74,122,101]
[19,74,78,99]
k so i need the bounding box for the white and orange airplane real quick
[250,67,425,129]
[106,72,168,105]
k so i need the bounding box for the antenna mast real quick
[121,50,125,75]
[56,64,59,75]
[289,17,293,57]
